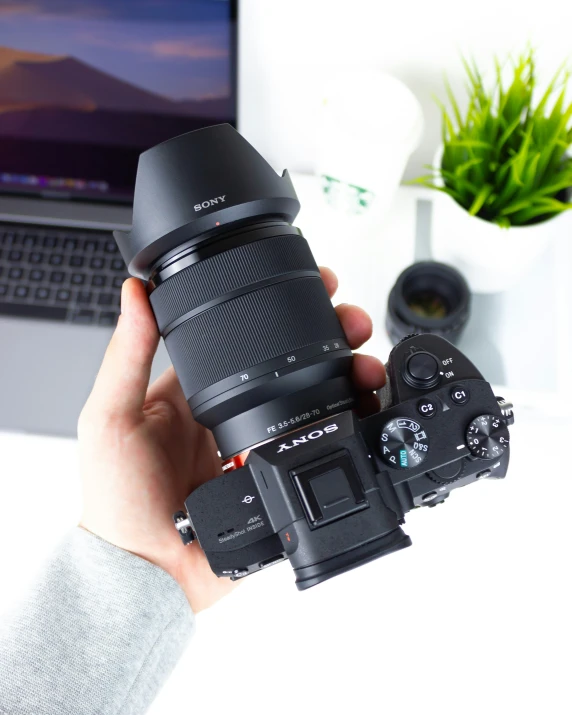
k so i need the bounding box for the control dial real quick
[429,460,466,485]
[380,417,430,469]
[466,414,510,460]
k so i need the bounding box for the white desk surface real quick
[1,182,571,715]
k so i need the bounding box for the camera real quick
[115,124,514,590]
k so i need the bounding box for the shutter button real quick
[404,352,441,389]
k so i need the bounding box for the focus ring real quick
[164,277,345,399]
[150,233,317,333]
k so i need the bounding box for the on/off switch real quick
[404,352,441,389]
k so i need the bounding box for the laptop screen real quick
[0,0,237,203]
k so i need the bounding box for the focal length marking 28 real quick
[380,417,430,469]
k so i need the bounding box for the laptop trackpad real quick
[0,318,172,438]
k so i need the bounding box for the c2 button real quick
[450,386,470,405]
[417,397,437,418]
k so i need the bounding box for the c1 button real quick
[450,386,470,405]
[417,398,437,418]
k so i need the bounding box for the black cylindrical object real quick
[386,261,471,345]
[115,125,354,458]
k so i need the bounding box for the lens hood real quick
[114,123,301,277]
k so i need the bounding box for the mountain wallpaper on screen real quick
[0,46,232,146]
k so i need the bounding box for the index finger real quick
[319,266,338,299]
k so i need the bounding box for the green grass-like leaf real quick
[413,49,572,227]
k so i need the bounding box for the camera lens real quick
[386,261,470,345]
[115,125,355,458]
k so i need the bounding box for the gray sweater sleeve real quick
[0,527,195,715]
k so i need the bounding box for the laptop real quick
[0,0,238,436]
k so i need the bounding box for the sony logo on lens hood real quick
[276,423,339,453]
[194,195,226,212]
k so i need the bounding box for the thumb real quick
[86,278,159,419]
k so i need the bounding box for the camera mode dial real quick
[380,417,429,469]
[466,414,510,460]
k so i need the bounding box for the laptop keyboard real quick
[0,223,129,326]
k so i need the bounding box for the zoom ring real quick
[164,276,346,400]
[150,233,318,333]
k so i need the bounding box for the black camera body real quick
[114,124,514,592]
[179,333,513,590]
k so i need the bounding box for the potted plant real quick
[416,49,572,293]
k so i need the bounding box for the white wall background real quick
[239,0,572,179]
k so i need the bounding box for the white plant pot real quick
[430,146,571,294]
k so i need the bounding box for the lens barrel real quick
[115,125,355,458]
[148,220,354,457]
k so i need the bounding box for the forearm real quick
[0,528,194,715]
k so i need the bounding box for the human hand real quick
[78,269,386,613]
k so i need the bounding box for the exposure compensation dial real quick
[466,414,510,460]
